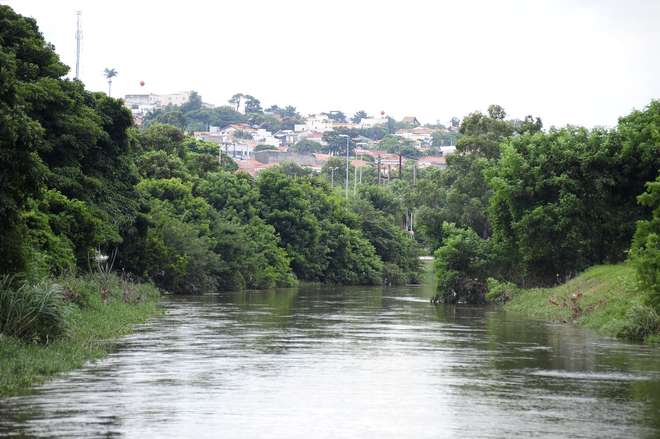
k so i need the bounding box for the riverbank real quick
[0,274,161,397]
[504,263,659,343]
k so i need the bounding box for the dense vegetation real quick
[0,5,420,302]
[415,102,659,340]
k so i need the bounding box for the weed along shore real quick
[503,264,660,344]
[0,274,161,397]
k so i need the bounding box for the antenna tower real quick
[75,11,82,79]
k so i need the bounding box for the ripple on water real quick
[1,286,660,439]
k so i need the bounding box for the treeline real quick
[143,93,302,133]
[0,6,420,293]
[410,104,659,311]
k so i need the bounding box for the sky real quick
[3,0,659,127]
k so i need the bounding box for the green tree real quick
[457,105,514,158]
[326,111,346,123]
[352,110,368,123]
[488,117,659,285]
[433,223,493,304]
[631,176,660,311]
[103,67,117,96]
[289,139,322,154]
[181,91,202,113]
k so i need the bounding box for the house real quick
[359,114,388,129]
[274,130,298,146]
[418,156,447,169]
[295,114,334,132]
[439,145,457,155]
[396,127,435,146]
[236,159,277,176]
[123,91,193,122]
[254,150,318,166]
[296,130,326,145]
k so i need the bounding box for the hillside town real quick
[123,91,458,176]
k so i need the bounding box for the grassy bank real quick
[0,274,161,397]
[504,263,659,343]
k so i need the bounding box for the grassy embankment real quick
[504,263,659,343]
[0,274,161,397]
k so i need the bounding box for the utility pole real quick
[356,142,366,185]
[345,136,350,199]
[75,11,82,80]
[354,165,358,195]
[330,167,339,188]
[377,155,381,185]
[338,134,350,199]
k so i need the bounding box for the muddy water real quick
[1,284,659,438]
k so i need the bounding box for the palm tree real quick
[103,68,118,97]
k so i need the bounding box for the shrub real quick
[486,278,520,304]
[383,262,406,286]
[617,304,659,341]
[433,223,493,304]
[0,276,68,343]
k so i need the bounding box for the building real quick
[274,130,298,146]
[396,127,434,146]
[359,115,388,129]
[123,91,193,122]
[295,114,334,133]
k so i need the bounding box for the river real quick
[1,283,659,438]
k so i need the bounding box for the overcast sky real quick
[4,0,659,127]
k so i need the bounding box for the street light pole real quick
[345,135,350,199]
[339,134,350,199]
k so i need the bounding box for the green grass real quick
[0,274,161,397]
[505,263,659,343]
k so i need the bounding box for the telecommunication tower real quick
[75,11,82,79]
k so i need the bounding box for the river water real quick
[1,283,659,438]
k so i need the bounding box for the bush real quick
[486,278,520,304]
[0,276,68,343]
[630,176,660,312]
[617,304,659,341]
[433,223,493,304]
[383,262,406,286]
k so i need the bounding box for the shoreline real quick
[0,274,162,397]
[504,263,659,344]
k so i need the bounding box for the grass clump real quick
[0,273,161,397]
[505,263,659,343]
[0,276,69,343]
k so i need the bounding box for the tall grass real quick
[0,276,68,344]
[0,273,161,396]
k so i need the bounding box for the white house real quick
[295,114,334,132]
[124,91,193,121]
[359,113,388,128]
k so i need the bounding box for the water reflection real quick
[0,284,659,438]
